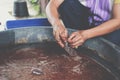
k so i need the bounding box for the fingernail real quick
[75,46,78,49]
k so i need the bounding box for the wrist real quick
[80,30,92,40]
[52,20,65,30]
[51,19,61,26]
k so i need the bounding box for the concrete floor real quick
[0,0,39,31]
[0,0,14,30]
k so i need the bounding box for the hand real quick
[53,25,68,47]
[68,30,87,48]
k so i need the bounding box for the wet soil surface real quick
[0,42,116,80]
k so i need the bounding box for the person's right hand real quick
[53,25,68,48]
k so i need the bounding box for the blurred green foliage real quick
[28,0,38,4]
[28,0,40,14]
[28,0,47,17]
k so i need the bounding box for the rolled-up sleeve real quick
[114,0,120,4]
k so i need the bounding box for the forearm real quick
[46,0,68,47]
[46,1,63,27]
[83,3,120,39]
[83,19,120,39]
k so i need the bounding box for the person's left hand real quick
[68,30,87,48]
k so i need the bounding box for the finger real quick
[74,46,79,49]
[64,30,68,41]
[71,39,84,48]
[68,31,83,43]
[71,35,82,43]
[56,35,64,48]
[54,31,65,47]
[68,32,76,43]
[53,31,60,41]
[71,43,82,48]
[60,30,68,42]
[57,41,64,48]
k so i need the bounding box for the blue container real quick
[6,18,51,29]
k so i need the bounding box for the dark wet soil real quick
[0,42,116,80]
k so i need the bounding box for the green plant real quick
[28,0,38,4]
